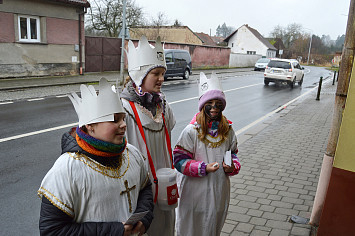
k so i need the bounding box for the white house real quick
[224,24,277,67]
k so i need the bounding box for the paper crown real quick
[68,78,125,127]
[126,35,166,86]
[198,72,226,111]
[199,72,223,98]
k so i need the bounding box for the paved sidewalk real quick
[224,79,335,236]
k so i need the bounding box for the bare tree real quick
[270,23,303,48]
[150,12,169,27]
[86,0,145,37]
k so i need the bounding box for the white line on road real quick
[0,122,78,143]
[169,83,263,105]
[27,98,44,101]
[0,80,325,143]
[0,101,14,105]
[56,95,68,98]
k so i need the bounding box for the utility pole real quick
[309,0,354,226]
[118,0,127,88]
[307,34,312,65]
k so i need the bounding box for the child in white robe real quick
[38,78,154,236]
[173,72,241,236]
[120,36,176,236]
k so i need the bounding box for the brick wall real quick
[0,12,15,43]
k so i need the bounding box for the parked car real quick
[254,58,270,71]
[264,59,304,88]
[164,49,192,80]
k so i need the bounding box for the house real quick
[0,0,90,78]
[266,38,288,58]
[224,24,277,57]
[195,32,216,46]
[211,36,227,46]
[224,24,277,67]
[129,26,203,45]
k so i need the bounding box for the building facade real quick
[0,0,89,78]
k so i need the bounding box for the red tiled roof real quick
[195,32,216,46]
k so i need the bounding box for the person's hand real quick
[132,221,146,236]
[223,161,235,173]
[206,162,219,173]
[123,223,133,236]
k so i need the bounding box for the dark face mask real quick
[204,103,223,120]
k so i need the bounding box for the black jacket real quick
[39,130,154,236]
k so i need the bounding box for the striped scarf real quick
[76,127,127,157]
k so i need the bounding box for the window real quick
[18,15,40,42]
[268,60,291,69]
[165,53,173,63]
[247,51,256,55]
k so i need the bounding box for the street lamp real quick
[304,28,313,65]
[118,0,127,88]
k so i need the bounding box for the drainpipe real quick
[309,0,354,226]
[78,7,87,75]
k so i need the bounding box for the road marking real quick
[0,101,14,105]
[0,79,328,143]
[235,78,331,136]
[0,122,78,143]
[169,83,263,105]
[28,98,44,101]
[56,95,68,98]
[304,68,311,74]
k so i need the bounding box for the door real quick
[165,52,176,76]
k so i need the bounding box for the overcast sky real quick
[136,0,351,40]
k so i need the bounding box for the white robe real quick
[122,98,176,236]
[38,144,149,223]
[175,124,238,236]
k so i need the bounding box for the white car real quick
[254,58,270,71]
[264,59,305,88]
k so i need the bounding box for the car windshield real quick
[257,58,270,63]
[268,60,291,69]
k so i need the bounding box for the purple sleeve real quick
[173,145,207,177]
[226,152,241,176]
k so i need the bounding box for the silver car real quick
[254,58,270,71]
[264,59,305,88]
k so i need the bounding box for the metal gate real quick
[85,36,122,72]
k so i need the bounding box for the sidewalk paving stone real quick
[225,80,336,235]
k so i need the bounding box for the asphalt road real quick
[0,66,332,235]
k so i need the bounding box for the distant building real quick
[129,26,203,45]
[195,32,216,46]
[223,24,277,67]
[0,0,90,78]
[211,36,227,46]
[266,38,287,58]
[224,24,277,58]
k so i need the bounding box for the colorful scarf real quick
[76,127,127,157]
